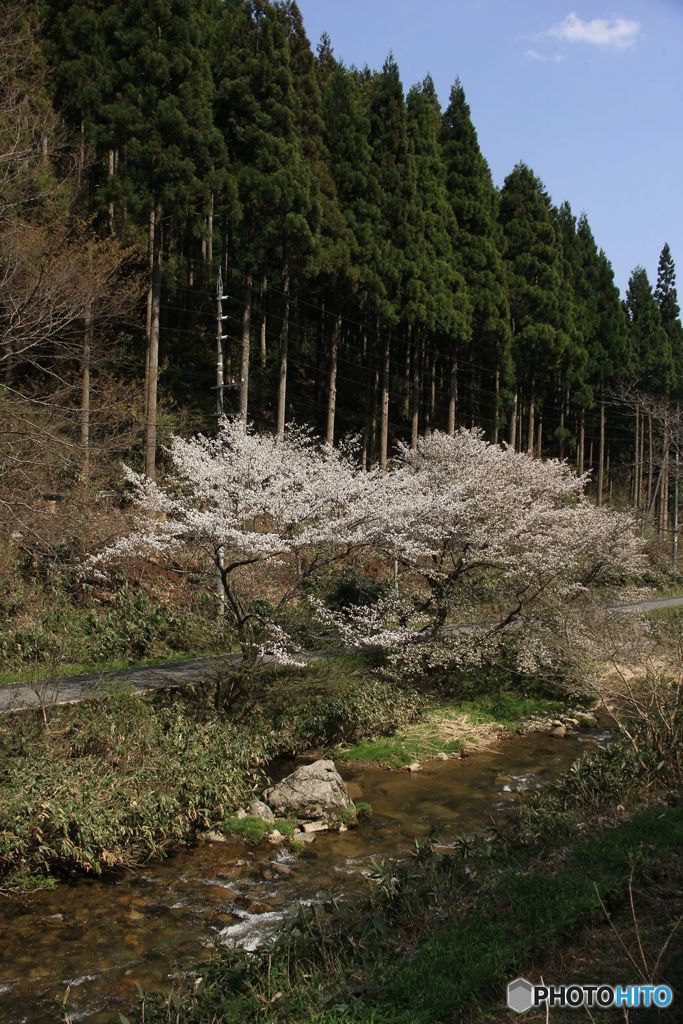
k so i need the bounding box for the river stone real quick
[249,800,275,822]
[199,830,228,843]
[550,726,567,739]
[302,820,329,834]
[263,759,352,824]
[271,861,293,877]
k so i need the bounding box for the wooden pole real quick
[239,271,252,419]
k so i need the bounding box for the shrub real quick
[0,687,272,879]
[267,669,422,753]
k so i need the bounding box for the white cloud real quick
[548,12,641,49]
[525,48,566,63]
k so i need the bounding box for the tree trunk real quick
[380,329,391,469]
[493,367,500,444]
[216,269,225,419]
[361,329,372,469]
[558,404,565,460]
[276,264,290,440]
[633,407,640,506]
[410,327,420,449]
[144,201,162,479]
[638,409,645,511]
[403,335,411,420]
[325,312,341,445]
[509,391,518,449]
[367,350,379,468]
[527,387,535,454]
[144,206,155,420]
[316,299,326,408]
[107,149,115,235]
[578,409,585,475]
[80,292,93,476]
[447,355,458,435]
[239,271,252,418]
[260,276,267,370]
[647,411,654,509]
[673,405,680,570]
[659,421,669,539]
[78,117,85,190]
[426,350,436,431]
[207,193,214,266]
[597,399,605,506]
[536,411,543,457]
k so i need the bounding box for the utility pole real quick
[215,266,231,617]
[216,267,226,419]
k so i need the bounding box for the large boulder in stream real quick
[263,759,352,826]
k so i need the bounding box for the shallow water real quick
[0,728,608,1022]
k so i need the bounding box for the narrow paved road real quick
[2,594,682,714]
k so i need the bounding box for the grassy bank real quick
[0,652,586,886]
[131,735,682,1024]
[338,692,574,766]
[0,659,420,886]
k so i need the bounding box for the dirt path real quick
[2,594,681,714]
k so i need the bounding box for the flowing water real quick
[0,728,609,1023]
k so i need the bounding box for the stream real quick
[0,727,609,1023]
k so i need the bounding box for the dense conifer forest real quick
[2,0,683,557]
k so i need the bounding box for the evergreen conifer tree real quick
[365,55,412,465]
[215,0,318,433]
[655,243,683,396]
[405,77,469,444]
[499,163,561,452]
[441,80,511,437]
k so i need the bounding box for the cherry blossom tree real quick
[319,429,646,678]
[92,418,382,665]
[94,421,646,679]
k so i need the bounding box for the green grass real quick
[340,734,464,766]
[452,692,567,728]
[365,803,683,1023]
[338,692,569,765]
[221,815,297,842]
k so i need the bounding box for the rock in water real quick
[249,800,275,822]
[263,759,352,825]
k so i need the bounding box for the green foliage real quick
[86,587,198,661]
[500,163,562,399]
[453,691,565,728]
[0,568,219,673]
[340,734,463,766]
[0,685,271,879]
[222,815,296,842]
[324,569,388,611]
[655,243,683,396]
[265,668,422,753]
[625,266,673,395]
[442,79,512,416]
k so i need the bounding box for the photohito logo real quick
[507,977,674,1013]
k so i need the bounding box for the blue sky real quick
[297,1,683,296]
